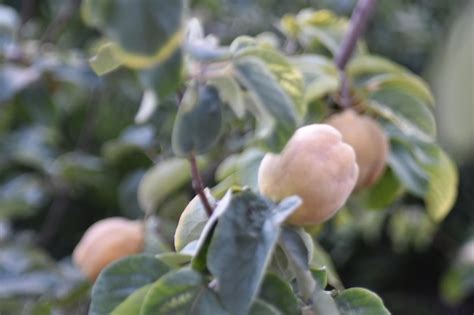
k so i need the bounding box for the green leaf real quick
[388,139,429,198]
[424,147,458,222]
[209,76,246,118]
[207,190,301,315]
[370,89,436,142]
[82,0,184,69]
[235,47,305,116]
[172,84,223,156]
[111,284,151,315]
[155,253,192,268]
[333,288,390,315]
[356,168,403,210]
[174,189,215,251]
[138,158,206,213]
[366,73,434,106]
[191,190,233,272]
[90,254,171,315]
[258,274,300,315]
[347,55,405,78]
[89,42,122,75]
[311,242,343,290]
[290,55,339,102]
[279,227,315,300]
[233,57,298,132]
[140,268,229,315]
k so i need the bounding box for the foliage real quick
[0,0,469,314]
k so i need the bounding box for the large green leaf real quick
[89,254,171,315]
[140,268,229,315]
[423,147,458,222]
[235,46,305,116]
[365,73,434,106]
[172,84,223,156]
[233,57,298,133]
[206,190,301,315]
[370,89,436,142]
[82,0,184,69]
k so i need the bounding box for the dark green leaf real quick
[172,84,223,156]
[89,254,171,315]
[207,190,300,315]
[140,268,229,315]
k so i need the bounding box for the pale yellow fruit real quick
[258,124,358,226]
[326,110,389,189]
[72,217,144,281]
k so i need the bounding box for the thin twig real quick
[189,154,213,217]
[335,0,377,108]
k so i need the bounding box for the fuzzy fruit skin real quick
[73,217,144,281]
[258,124,358,226]
[326,110,389,189]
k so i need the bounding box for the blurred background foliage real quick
[0,0,473,314]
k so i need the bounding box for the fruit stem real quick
[335,0,377,108]
[189,153,213,217]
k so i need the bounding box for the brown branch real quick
[335,0,377,108]
[189,154,213,217]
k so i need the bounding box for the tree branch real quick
[335,0,377,108]
[189,154,213,217]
